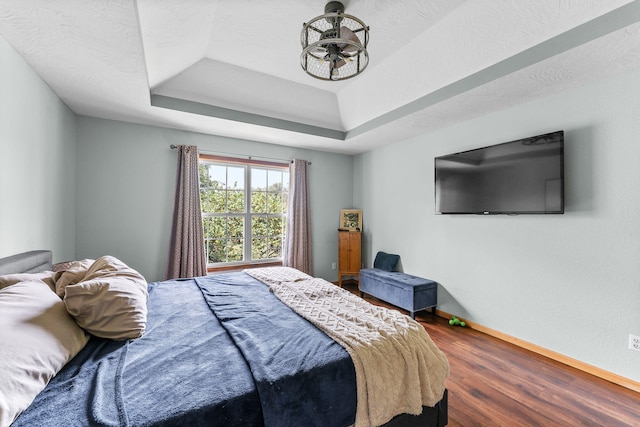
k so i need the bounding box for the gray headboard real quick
[0,250,53,275]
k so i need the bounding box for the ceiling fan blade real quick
[338,26,361,52]
[339,50,359,59]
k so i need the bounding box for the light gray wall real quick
[75,117,353,282]
[5,28,638,386]
[0,36,77,262]
[354,68,640,383]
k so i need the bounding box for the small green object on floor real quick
[449,315,466,327]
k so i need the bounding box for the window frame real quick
[199,154,289,272]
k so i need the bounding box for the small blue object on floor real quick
[360,268,438,319]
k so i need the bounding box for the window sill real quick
[207,261,283,274]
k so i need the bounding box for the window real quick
[199,155,289,266]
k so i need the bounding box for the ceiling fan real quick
[300,1,370,81]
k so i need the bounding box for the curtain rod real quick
[170,144,311,165]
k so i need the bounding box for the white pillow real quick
[63,255,148,340]
[0,271,55,291]
[0,280,89,427]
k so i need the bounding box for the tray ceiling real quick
[1,0,640,154]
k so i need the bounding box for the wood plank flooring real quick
[343,283,640,426]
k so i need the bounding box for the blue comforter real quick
[13,272,357,427]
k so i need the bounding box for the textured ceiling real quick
[1,0,640,154]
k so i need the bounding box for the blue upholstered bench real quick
[360,268,438,319]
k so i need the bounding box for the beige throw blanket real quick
[245,267,449,427]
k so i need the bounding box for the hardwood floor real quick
[342,283,640,426]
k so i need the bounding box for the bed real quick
[0,250,449,427]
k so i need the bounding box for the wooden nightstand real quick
[338,230,361,287]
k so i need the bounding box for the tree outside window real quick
[199,158,289,266]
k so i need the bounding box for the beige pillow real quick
[0,280,89,427]
[53,259,95,298]
[52,260,78,272]
[63,255,148,340]
[0,271,56,292]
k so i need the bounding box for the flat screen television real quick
[435,130,564,214]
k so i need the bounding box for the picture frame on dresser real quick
[340,209,362,231]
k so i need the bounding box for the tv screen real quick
[435,131,564,214]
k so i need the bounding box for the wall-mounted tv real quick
[435,131,564,215]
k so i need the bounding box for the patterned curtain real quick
[284,159,312,275]
[166,145,206,279]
